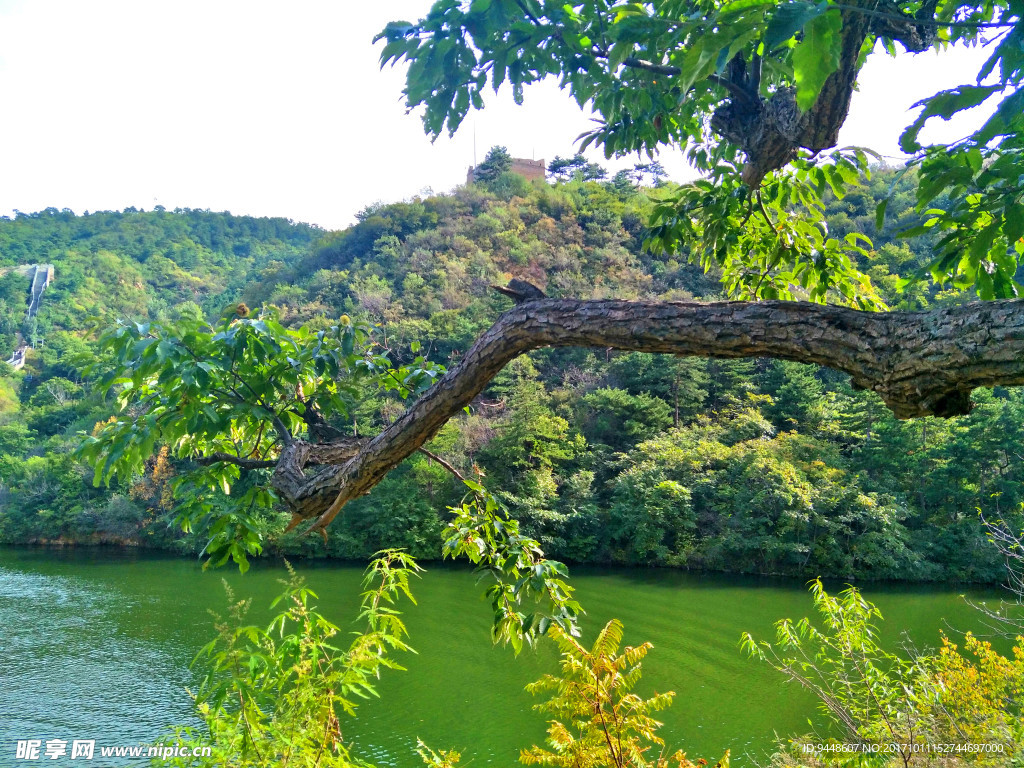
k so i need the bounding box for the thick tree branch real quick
[706,73,759,107]
[269,413,295,445]
[267,437,369,532]
[263,298,1024,534]
[198,438,368,475]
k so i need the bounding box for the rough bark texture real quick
[262,298,1024,534]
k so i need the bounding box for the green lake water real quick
[0,547,1012,766]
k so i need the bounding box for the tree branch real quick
[712,0,875,186]
[198,437,369,480]
[197,452,278,470]
[267,412,294,445]
[707,73,759,107]
[621,56,681,77]
[834,3,1015,29]
[512,0,543,27]
[417,446,470,484]
[262,297,1024,534]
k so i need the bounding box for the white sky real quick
[0,1,1000,230]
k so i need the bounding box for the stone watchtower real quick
[467,157,546,184]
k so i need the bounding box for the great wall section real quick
[4,264,54,370]
[466,156,546,184]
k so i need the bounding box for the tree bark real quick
[263,298,1024,534]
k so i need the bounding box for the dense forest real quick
[0,169,1021,583]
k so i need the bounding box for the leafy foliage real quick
[745,581,1024,766]
[521,619,729,768]
[473,144,514,182]
[155,556,729,768]
[548,154,608,182]
[157,551,421,767]
[0,209,323,550]
[922,632,1024,762]
[443,476,583,652]
[76,307,441,570]
[376,0,991,154]
[890,14,1024,298]
[743,580,930,763]
[646,150,885,307]
[82,309,436,486]
[380,0,1022,308]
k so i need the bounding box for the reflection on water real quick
[0,547,1011,767]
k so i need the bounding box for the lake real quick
[0,547,1012,766]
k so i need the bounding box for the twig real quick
[832,3,1016,28]
[417,447,469,484]
[621,56,681,77]
[196,452,278,470]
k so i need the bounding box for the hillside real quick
[0,176,1019,582]
[0,208,321,547]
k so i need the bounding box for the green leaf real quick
[718,0,775,19]
[975,87,1024,144]
[492,48,507,92]
[791,10,842,111]
[764,1,823,51]
[1006,202,1024,245]
[875,199,888,231]
[900,84,1002,152]
[608,41,632,71]
[379,38,411,67]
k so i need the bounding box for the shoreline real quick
[0,539,1012,588]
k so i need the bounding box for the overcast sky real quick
[0,1,999,231]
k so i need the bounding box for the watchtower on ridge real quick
[466,157,546,185]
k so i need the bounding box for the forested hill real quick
[0,207,321,546]
[0,207,320,331]
[0,175,1020,584]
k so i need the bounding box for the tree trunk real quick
[269,298,1024,534]
[709,0,936,186]
[673,375,680,429]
